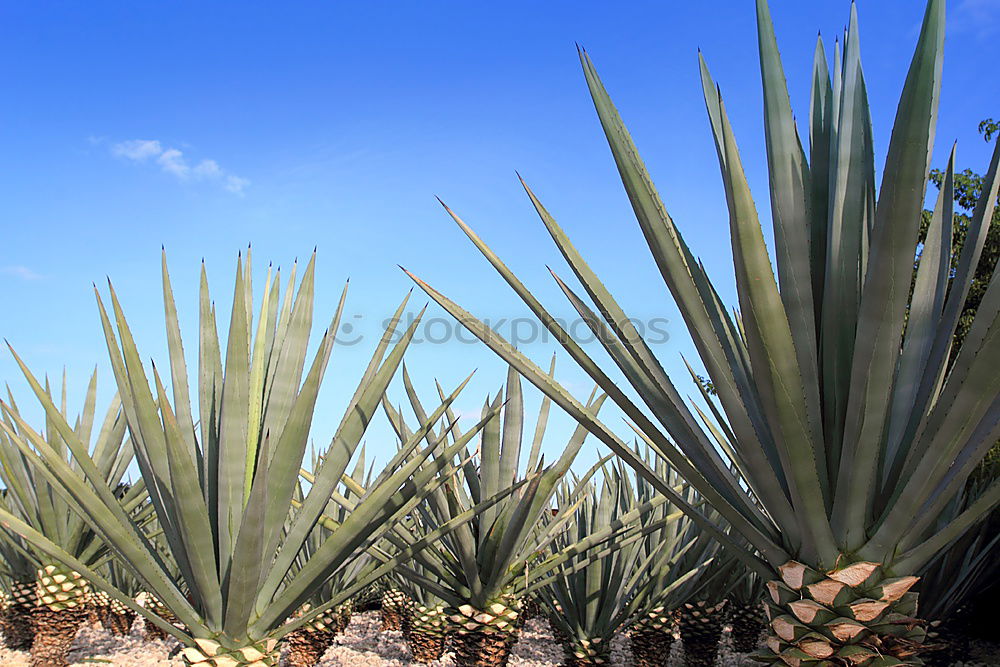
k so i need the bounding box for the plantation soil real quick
[1,611,997,666]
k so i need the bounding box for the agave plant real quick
[0,520,36,650]
[618,452,729,667]
[0,251,498,667]
[379,582,409,632]
[674,550,741,667]
[376,363,610,667]
[538,456,716,667]
[281,462,376,667]
[391,552,452,662]
[407,0,1000,663]
[0,371,136,666]
[724,568,768,654]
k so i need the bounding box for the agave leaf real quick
[161,249,198,460]
[198,263,223,527]
[217,256,251,566]
[256,292,345,566]
[259,255,317,467]
[833,0,945,547]
[755,0,823,463]
[809,34,833,315]
[243,265,274,501]
[223,437,270,638]
[881,147,956,485]
[153,366,223,628]
[702,76,837,563]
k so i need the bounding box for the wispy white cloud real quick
[113,139,163,161]
[110,139,249,194]
[3,266,42,281]
[953,0,1000,38]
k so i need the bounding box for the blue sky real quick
[1,0,998,472]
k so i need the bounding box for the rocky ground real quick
[1,611,997,665]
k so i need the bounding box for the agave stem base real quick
[406,626,448,663]
[180,638,279,667]
[452,629,519,667]
[678,600,726,667]
[380,589,410,632]
[380,608,404,632]
[561,635,612,666]
[144,607,183,643]
[729,602,766,654]
[756,560,928,666]
[101,609,137,636]
[404,605,449,663]
[284,628,337,667]
[1,603,35,650]
[519,597,541,625]
[629,628,674,667]
[29,606,87,667]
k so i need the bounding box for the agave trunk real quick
[629,609,677,667]
[562,635,612,666]
[1,580,37,650]
[296,603,349,635]
[180,638,279,667]
[101,598,137,637]
[333,602,353,634]
[283,628,337,667]
[678,600,726,667]
[759,560,926,665]
[29,565,89,667]
[282,603,347,667]
[140,593,183,643]
[405,604,450,663]
[728,601,766,654]
[29,607,87,667]
[144,611,181,642]
[380,589,409,632]
[86,590,110,628]
[449,599,521,667]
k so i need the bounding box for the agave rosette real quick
[371,362,630,666]
[0,251,498,666]
[406,0,1000,663]
[0,371,139,662]
[539,454,719,666]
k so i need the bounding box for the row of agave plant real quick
[0,255,761,667]
[1,0,998,665]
